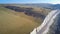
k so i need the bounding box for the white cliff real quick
[30,10,60,34]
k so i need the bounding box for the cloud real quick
[48,0,60,4]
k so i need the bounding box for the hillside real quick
[9,3,60,10]
[0,5,51,34]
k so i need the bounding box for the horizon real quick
[0,0,60,4]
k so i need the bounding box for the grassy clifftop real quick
[0,5,51,34]
[0,7,41,34]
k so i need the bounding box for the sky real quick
[0,0,60,4]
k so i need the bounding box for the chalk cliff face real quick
[47,11,60,34]
[30,10,60,34]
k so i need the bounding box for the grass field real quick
[0,5,51,34]
[0,7,41,34]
